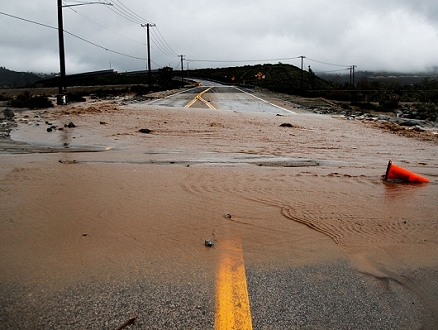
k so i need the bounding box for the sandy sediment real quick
[0,93,437,329]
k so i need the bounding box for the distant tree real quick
[414,102,437,121]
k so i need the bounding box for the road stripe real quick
[185,87,216,109]
[234,86,297,114]
[215,238,253,330]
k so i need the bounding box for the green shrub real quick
[414,103,438,121]
[379,100,399,111]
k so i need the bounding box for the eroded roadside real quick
[2,86,438,150]
[254,88,438,144]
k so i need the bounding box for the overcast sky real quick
[1,0,438,75]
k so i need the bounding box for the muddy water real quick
[1,103,438,322]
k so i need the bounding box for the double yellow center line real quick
[185,87,216,110]
[215,238,253,330]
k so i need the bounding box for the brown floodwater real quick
[1,101,437,321]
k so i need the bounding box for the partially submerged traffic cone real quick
[385,160,429,183]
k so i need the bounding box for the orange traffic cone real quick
[385,160,429,183]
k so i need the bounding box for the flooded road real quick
[145,83,296,114]
[1,94,438,329]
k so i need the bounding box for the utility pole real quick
[141,23,155,88]
[57,1,112,104]
[299,56,306,90]
[352,65,357,87]
[57,0,66,103]
[179,55,185,83]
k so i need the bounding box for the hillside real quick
[190,63,333,93]
[0,67,42,88]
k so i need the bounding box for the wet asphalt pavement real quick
[1,261,431,329]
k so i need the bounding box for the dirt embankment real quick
[254,88,438,144]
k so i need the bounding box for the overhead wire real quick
[94,0,178,63]
[0,10,55,31]
[65,0,178,67]
[186,56,302,63]
[154,26,178,56]
[313,68,351,74]
[305,57,351,68]
[98,0,152,25]
[0,10,146,61]
[112,0,152,24]
[2,8,354,73]
[150,29,177,57]
[63,29,146,60]
[64,0,174,66]
[98,1,143,24]
[65,4,143,46]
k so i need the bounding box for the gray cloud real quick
[1,0,437,74]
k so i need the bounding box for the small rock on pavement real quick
[139,128,152,134]
[204,240,214,247]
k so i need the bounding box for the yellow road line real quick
[184,87,216,109]
[215,238,252,330]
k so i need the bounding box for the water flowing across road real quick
[146,82,296,114]
[1,86,438,329]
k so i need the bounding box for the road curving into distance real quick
[147,80,296,115]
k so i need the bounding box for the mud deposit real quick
[1,97,437,328]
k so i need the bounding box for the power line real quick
[0,10,146,61]
[155,27,178,56]
[305,57,351,68]
[187,56,301,63]
[313,68,351,74]
[150,28,177,57]
[0,10,57,30]
[1,10,357,74]
[63,30,145,60]
[64,1,176,67]
[65,5,143,46]
[111,0,152,24]
[99,1,144,24]
[94,0,178,62]
[99,0,152,25]
[151,59,163,67]
[150,30,176,57]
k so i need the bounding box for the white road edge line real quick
[233,86,296,114]
[144,87,200,105]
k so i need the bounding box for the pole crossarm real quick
[62,2,112,8]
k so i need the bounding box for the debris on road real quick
[115,316,137,330]
[204,240,214,247]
